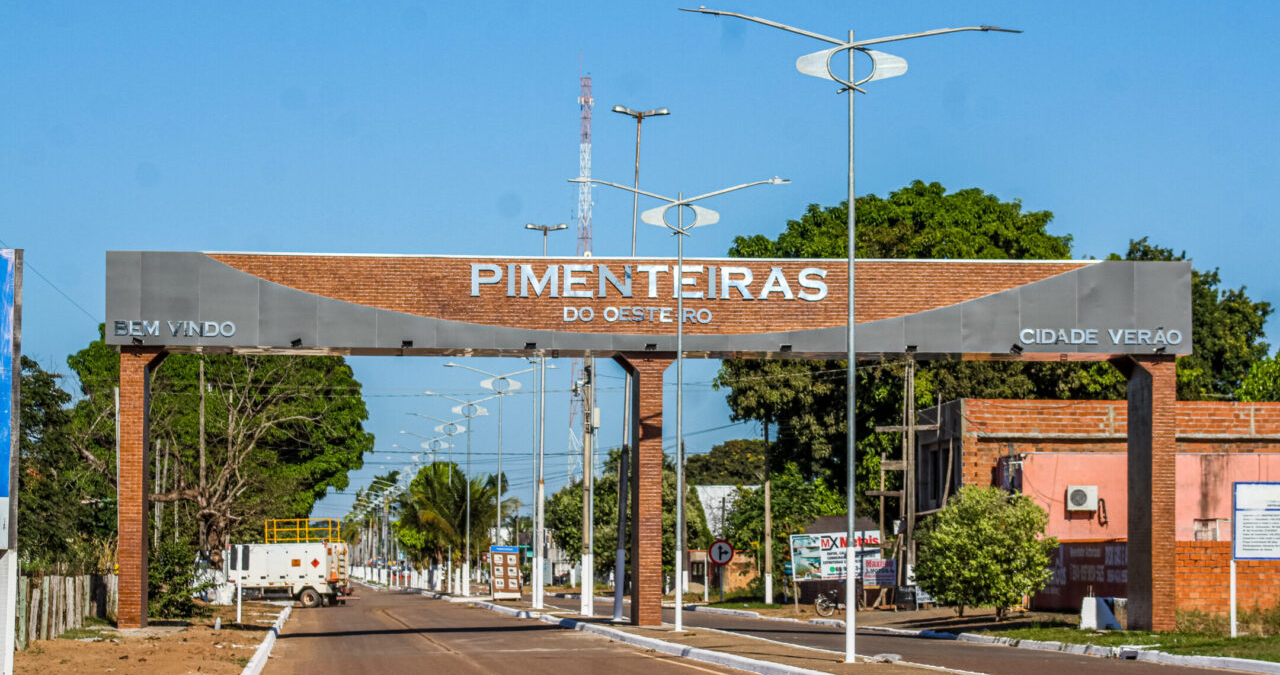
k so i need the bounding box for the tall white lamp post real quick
[569,175,788,631]
[682,7,1018,661]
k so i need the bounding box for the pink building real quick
[915,399,1280,612]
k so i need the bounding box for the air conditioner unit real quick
[1066,485,1098,511]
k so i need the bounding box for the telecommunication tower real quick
[569,70,594,479]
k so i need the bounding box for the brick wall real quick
[1177,541,1280,614]
[209,254,1087,335]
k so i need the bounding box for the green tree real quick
[913,486,1058,619]
[17,356,115,573]
[66,327,374,562]
[1113,237,1272,400]
[1237,354,1280,402]
[723,463,843,581]
[686,439,766,486]
[717,181,1070,514]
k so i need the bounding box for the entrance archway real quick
[108,251,1190,630]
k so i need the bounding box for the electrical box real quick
[1066,485,1099,511]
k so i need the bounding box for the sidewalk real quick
[396,583,962,675]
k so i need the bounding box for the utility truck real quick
[225,518,352,608]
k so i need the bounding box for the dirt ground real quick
[13,600,285,675]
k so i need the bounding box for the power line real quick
[0,238,98,324]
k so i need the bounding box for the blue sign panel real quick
[0,250,14,548]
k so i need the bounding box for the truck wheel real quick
[299,588,322,608]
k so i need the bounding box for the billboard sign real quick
[0,250,18,550]
[1233,482,1280,560]
[788,530,880,580]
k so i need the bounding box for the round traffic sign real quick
[709,539,734,566]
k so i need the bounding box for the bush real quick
[913,486,1058,619]
[148,540,212,619]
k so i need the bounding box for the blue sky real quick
[4,2,1278,518]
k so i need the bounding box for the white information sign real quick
[1234,482,1280,560]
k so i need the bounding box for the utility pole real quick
[580,359,596,616]
[763,418,773,604]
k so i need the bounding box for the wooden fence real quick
[15,574,116,649]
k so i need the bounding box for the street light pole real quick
[681,8,1017,661]
[569,174,788,632]
[444,363,534,547]
[525,223,568,256]
[610,103,669,622]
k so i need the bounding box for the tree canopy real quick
[716,181,1273,518]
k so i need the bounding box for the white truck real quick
[225,541,351,608]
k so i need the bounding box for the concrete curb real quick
[239,605,292,675]
[538,612,839,675]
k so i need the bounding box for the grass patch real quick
[983,610,1280,663]
[706,601,790,610]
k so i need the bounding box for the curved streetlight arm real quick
[682,8,1020,47]
[680,6,843,45]
[444,362,535,384]
[684,177,789,204]
[568,177,676,203]
[853,25,1021,48]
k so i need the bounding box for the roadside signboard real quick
[709,539,734,566]
[489,545,522,601]
[863,558,897,588]
[1234,482,1280,560]
[0,250,16,550]
[787,530,880,580]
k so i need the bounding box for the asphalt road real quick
[263,586,742,675]
[542,596,1225,675]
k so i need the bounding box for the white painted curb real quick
[239,605,292,675]
[539,613,838,675]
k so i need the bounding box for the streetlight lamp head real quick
[612,105,638,116]
[980,25,1022,33]
[525,223,538,230]
[444,362,457,368]
[647,107,671,116]
[769,176,790,185]
[552,223,568,231]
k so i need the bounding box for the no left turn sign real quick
[709,539,734,566]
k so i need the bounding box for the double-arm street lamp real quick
[682,7,1018,661]
[569,174,788,631]
[444,363,534,547]
[609,103,669,622]
[525,223,568,256]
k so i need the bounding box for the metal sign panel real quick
[0,250,18,550]
[708,539,734,566]
[105,252,1192,359]
[1233,482,1280,560]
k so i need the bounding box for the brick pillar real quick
[118,347,166,629]
[1111,355,1177,631]
[615,354,672,626]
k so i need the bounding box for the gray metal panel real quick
[141,252,201,321]
[1017,269,1078,344]
[965,288,1023,353]
[437,319,496,351]
[318,297,378,348]
[372,309,429,350]
[1135,262,1192,337]
[198,257,260,347]
[258,281,318,348]
[904,304,962,353]
[853,316,905,353]
[1077,262,1135,331]
[105,251,142,332]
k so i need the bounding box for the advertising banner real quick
[0,250,17,550]
[788,530,880,580]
